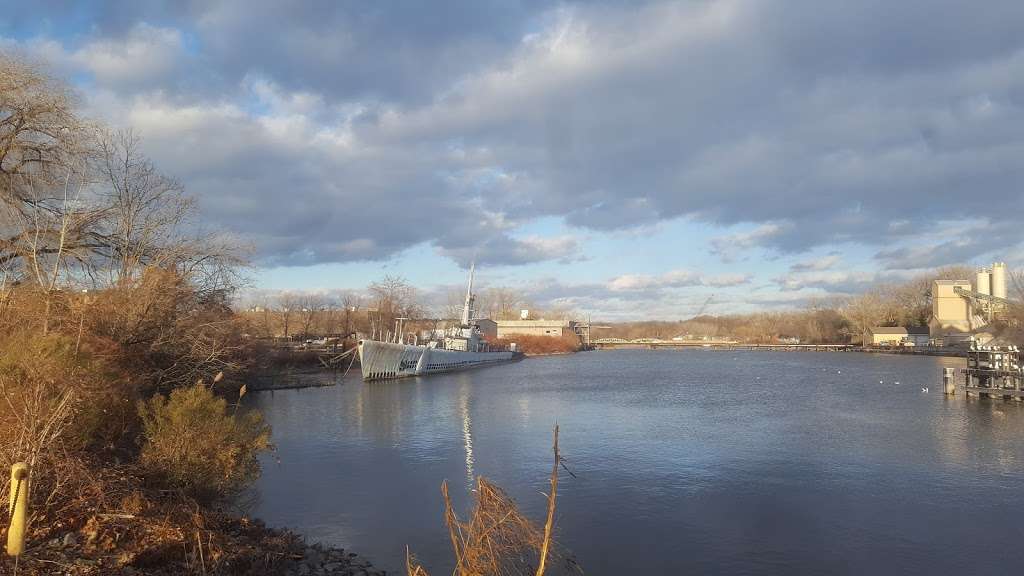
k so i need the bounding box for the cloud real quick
[710,224,787,261]
[438,233,582,268]
[6,0,1024,279]
[873,220,1024,270]
[608,269,750,292]
[790,254,842,272]
[773,270,884,293]
[71,23,185,91]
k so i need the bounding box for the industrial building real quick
[475,318,567,339]
[865,326,930,347]
[929,262,1011,344]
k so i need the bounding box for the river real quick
[249,349,1024,575]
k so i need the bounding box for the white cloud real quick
[608,269,750,292]
[790,254,842,272]
[72,23,185,90]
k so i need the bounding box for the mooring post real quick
[6,462,29,557]
[943,367,956,395]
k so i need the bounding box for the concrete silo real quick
[976,267,991,296]
[991,262,1008,299]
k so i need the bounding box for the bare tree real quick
[369,275,422,335]
[0,54,104,290]
[341,291,361,337]
[276,292,301,339]
[477,286,528,320]
[96,128,193,284]
[298,293,326,337]
[0,54,82,212]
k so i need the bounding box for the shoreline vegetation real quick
[0,53,382,575]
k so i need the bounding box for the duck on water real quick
[358,264,522,381]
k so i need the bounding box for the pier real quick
[592,339,854,351]
[945,346,1024,400]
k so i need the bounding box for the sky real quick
[3,0,1023,320]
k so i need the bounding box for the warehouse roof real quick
[869,326,929,335]
[494,319,565,327]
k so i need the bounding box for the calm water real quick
[249,350,1024,575]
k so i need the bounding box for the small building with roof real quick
[865,326,930,347]
[490,319,567,339]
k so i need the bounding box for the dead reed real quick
[407,426,573,576]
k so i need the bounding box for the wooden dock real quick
[947,347,1024,400]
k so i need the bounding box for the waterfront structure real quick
[944,345,1024,400]
[929,262,1014,343]
[929,279,974,337]
[865,326,930,347]
[493,319,567,338]
[474,318,498,339]
[357,266,519,380]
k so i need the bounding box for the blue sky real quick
[3,1,1023,319]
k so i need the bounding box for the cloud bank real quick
[4,0,1024,316]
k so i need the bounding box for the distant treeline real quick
[598,266,1023,345]
[237,278,573,340]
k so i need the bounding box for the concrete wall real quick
[494,320,566,338]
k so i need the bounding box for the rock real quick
[62,532,78,547]
[305,549,323,566]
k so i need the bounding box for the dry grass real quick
[408,426,576,576]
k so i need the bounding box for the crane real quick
[692,295,714,319]
[670,295,715,341]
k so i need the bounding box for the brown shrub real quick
[408,426,574,576]
[138,383,271,502]
[491,333,581,355]
[0,330,122,461]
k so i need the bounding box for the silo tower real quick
[976,267,991,296]
[991,262,1008,300]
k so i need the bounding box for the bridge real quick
[591,339,854,351]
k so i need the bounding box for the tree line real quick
[239,277,577,340]
[598,265,1023,345]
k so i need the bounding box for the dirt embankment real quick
[0,458,383,576]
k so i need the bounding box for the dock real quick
[945,346,1024,400]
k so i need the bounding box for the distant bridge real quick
[591,339,854,352]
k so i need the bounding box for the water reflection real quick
[459,380,475,490]
[252,351,1024,575]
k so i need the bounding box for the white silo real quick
[976,268,991,296]
[991,262,1007,299]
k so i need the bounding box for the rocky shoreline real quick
[278,541,384,576]
[18,525,385,576]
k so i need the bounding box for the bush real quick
[491,333,581,355]
[138,384,270,501]
[0,330,125,458]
